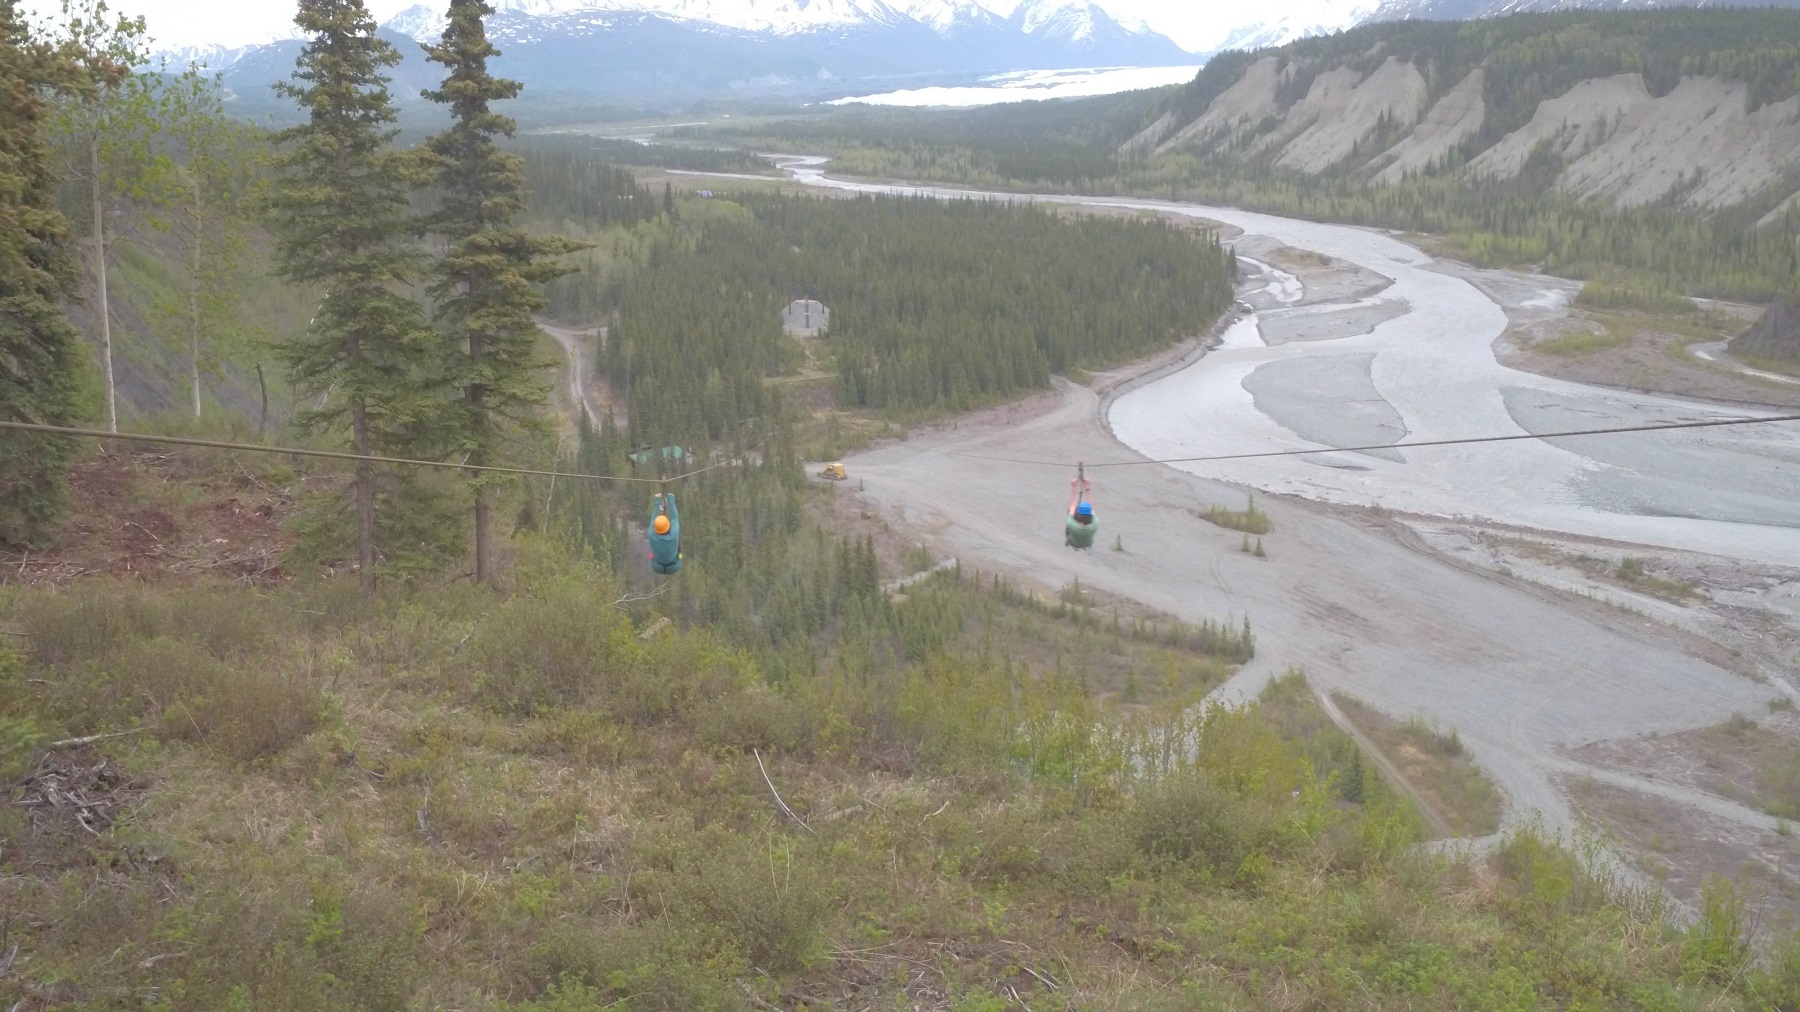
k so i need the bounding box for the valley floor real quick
[746,160,1800,920]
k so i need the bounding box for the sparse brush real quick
[1206,494,1272,535]
[1723,712,1760,735]
[905,543,934,573]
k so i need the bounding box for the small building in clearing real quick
[781,299,830,337]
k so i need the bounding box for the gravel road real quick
[540,321,607,429]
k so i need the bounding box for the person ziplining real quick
[649,490,682,575]
[1064,462,1097,550]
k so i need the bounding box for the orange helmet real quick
[653,514,671,535]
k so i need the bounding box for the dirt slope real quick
[1734,295,1800,362]
[1153,55,1284,155]
[1275,58,1429,173]
[1556,78,1800,208]
[1373,68,1485,183]
[1466,73,1650,180]
[1153,52,1800,213]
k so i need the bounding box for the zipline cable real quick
[10,411,1799,487]
[939,412,1800,469]
[0,420,758,485]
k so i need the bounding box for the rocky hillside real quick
[1128,10,1800,218]
[1734,296,1800,362]
[1371,0,1800,18]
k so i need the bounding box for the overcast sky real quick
[28,0,1270,54]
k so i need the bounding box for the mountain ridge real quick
[1126,8,1800,217]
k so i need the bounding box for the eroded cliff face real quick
[1131,19,1800,217]
[1735,296,1800,362]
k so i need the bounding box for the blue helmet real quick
[1076,501,1093,517]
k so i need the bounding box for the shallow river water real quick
[771,157,1800,565]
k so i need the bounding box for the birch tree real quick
[159,66,263,419]
[47,0,166,434]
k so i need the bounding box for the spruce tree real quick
[421,0,586,585]
[0,0,92,546]
[266,0,437,590]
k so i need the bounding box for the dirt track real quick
[540,321,609,429]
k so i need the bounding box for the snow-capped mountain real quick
[383,5,451,42]
[374,0,1148,43]
[153,42,268,72]
[193,0,1193,108]
[1207,0,1379,53]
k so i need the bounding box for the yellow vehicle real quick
[819,462,847,481]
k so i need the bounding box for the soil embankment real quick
[1735,295,1800,362]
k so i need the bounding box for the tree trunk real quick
[190,333,202,420]
[470,330,491,585]
[189,177,205,419]
[474,483,492,586]
[90,140,116,435]
[353,398,376,593]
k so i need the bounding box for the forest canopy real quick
[551,191,1235,446]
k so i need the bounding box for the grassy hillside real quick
[6,446,1800,1007]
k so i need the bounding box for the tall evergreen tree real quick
[266,0,437,590]
[0,0,93,546]
[421,0,586,585]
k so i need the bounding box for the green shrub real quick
[1131,770,1277,877]
[665,834,832,972]
[624,631,748,726]
[51,636,324,762]
[166,665,326,763]
[523,923,742,1010]
[693,682,815,753]
[1491,826,1620,922]
[465,580,638,714]
[0,646,41,777]
[1035,810,1139,893]
[1201,494,1271,535]
[16,584,172,667]
[1575,277,1695,316]
[176,588,286,659]
[1682,879,1750,985]
[1750,929,1800,1008]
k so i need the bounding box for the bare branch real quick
[47,728,150,750]
[613,584,670,608]
[753,748,814,835]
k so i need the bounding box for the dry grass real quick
[1333,695,1504,839]
[1534,324,1632,357]
[0,556,1795,1007]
